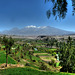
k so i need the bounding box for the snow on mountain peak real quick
[26,25,36,28]
[25,25,47,29]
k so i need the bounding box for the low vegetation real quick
[0,67,75,75]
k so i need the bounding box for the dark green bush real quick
[25,63,30,66]
[49,59,56,67]
[39,63,48,70]
[32,60,36,62]
[36,55,39,57]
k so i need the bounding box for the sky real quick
[0,0,75,32]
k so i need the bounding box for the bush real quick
[15,57,20,62]
[39,63,48,70]
[48,50,52,54]
[36,55,39,57]
[17,58,20,62]
[21,55,24,58]
[52,52,56,56]
[25,63,30,66]
[49,59,56,67]
[32,60,36,62]
[9,54,13,57]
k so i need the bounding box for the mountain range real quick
[0,25,75,36]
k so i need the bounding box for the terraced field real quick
[0,67,74,75]
[0,51,17,64]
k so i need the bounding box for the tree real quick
[0,37,2,43]
[59,37,75,73]
[39,62,48,70]
[45,0,75,20]
[2,36,8,67]
[15,45,20,56]
[2,36,14,67]
[23,43,30,56]
[47,38,55,48]
[8,37,14,54]
[43,37,49,42]
[56,42,59,48]
[72,0,75,16]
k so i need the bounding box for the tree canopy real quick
[45,0,75,20]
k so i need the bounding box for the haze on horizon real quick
[0,0,75,32]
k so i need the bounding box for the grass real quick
[0,51,17,64]
[40,55,55,60]
[56,63,60,67]
[34,51,45,53]
[33,53,49,56]
[0,67,74,75]
[38,54,51,56]
[50,48,57,51]
[1,46,5,48]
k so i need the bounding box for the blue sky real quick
[0,0,75,32]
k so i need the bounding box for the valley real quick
[0,35,75,75]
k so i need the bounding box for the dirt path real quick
[0,63,24,69]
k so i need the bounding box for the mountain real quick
[1,25,75,36]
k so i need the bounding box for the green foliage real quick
[0,51,17,64]
[59,37,75,73]
[2,36,14,66]
[0,67,74,75]
[45,0,75,20]
[25,63,30,66]
[49,59,56,67]
[52,52,56,56]
[56,63,60,67]
[39,62,48,70]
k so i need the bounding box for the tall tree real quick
[59,37,75,73]
[8,37,14,54]
[2,36,14,67]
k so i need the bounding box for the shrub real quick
[17,58,20,62]
[49,59,56,67]
[32,60,36,62]
[39,63,48,70]
[9,54,13,57]
[36,55,39,57]
[21,55,23,58]
[48,50,52,54]
[52,52,56,56]
[25,63,30,66]
[15,57,20,62]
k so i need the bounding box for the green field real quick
[0,51,17,64]
[0,67,74,75]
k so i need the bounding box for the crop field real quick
[0,51,17,64]
[0,67,74,75]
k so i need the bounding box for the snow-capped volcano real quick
[1,25,75,36]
